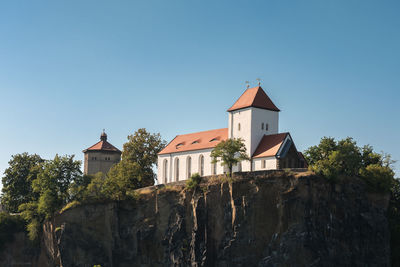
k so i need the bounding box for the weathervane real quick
[245,81,250,89]
[256,78,261,86]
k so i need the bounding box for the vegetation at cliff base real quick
[211,138,250,177]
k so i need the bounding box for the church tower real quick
[83,131,122,175]
[227,86,280,171]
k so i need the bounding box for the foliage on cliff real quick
[304,137,395,193]
[1,153,44,213]
[186,173,202,190]
[120,128,166,186]
[17,155,82,240]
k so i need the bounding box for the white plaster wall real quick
[158,148,230,184]
[250,108,279,156]
[252,157,277,171]
[228,108,253,171]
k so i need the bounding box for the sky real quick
[0,0,399,189]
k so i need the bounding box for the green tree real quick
[304,137,396,192]
[104,160,143,200]
[1,153,43,213]
[19,154,82,240]
[120,128,166,186]
[210,138,250,177]
[32,154,82,208]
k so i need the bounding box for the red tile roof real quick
[252,133,288,158]
[158,128,228,155]
[83,140,121,153]
[227,86,280,112]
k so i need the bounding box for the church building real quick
[83,131,122,175]
[157,86,306,184]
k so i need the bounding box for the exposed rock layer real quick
[0,171,391,266]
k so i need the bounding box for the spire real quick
[100,129,107,141]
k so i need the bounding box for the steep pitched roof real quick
[252,133,289,158]
[158,128,228,155]
[83,140,121,153]
[227,86,280,112]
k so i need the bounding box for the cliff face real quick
[1,171,391,266]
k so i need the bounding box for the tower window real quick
[261,123,264,130]
[238,123,241,131]
[265,123,269,131]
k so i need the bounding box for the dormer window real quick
[176,143,184,149]
[192,140,199,144]
[210,137,219,142]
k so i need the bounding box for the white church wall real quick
[158,148,228,184]
[252,157,277,171]
[228,107,252,158]
[250,108,279,156]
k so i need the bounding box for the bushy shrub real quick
[304,137,396,192]
[186,173,202,190]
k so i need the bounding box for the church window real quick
[174,158,179,181]
[238,123,241,131]
[199,155,204,176]
[262,159,266,168]
[262,123,264,130]
[187,156,192,178]
[163,159,168,183]
[212,162,217,175]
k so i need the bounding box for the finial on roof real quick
[245,81,250,89]
[100,130,107,142]
[256,78,261,86]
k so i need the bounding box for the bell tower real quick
[227,86,280,168]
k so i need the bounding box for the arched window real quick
[261,123,264,130]
[163,159,168,183]
[174,158,179,181]
[238,123,241,131]
[211,162,217,175]
[199,155,204,176]
[186,156,192,179]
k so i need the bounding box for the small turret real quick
[100,130,107,142]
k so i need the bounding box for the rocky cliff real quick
[0,171,391,266]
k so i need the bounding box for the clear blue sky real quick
[0,0,399,188]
